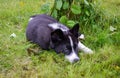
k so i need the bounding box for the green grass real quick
[0,0,120,78]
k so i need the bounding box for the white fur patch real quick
[48,23,69,31]
[78,34,85,40]
[65,36,79,63]
[29,17,33,21]
[78,41,93,54]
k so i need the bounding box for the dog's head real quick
[50,23,80,63]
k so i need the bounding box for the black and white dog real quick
[26,14,93,63]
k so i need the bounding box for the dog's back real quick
[26,14,57,49]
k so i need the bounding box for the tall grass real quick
[0,0,120,78]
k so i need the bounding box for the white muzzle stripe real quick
[65,36,79,63]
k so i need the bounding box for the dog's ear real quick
[51,29,65,42]
[70,23,79,38]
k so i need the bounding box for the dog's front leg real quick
[78,41,93,54]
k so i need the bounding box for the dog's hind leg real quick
[78,41,93,54]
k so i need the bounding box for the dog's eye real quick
[64,47,70,55]
[64,47,68,51]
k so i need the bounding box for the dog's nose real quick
[73,58,79,62]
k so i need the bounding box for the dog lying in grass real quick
[26,14,93,63]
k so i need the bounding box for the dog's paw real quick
[86,48,93,54]
[84,48,94,54]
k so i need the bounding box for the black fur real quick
[26,14,79,55]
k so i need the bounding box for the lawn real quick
[0,0,120,78]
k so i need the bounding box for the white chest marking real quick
[48,23,69,31]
